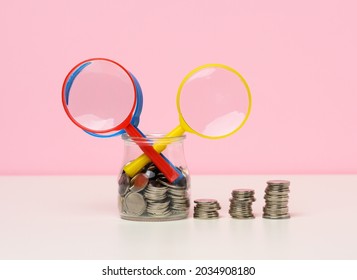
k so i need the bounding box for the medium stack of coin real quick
[229,189,256,219]
[144,181,171,217]
[118,162,190,219]
[167,184,190,213]
[263,180,290,219]
[157,168,190,214]
[193,199,221,219]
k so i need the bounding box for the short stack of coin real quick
[229,189,256,219]
[193,199,221,219]
[263,180,290,219]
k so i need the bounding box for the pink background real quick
[1,0,356,175]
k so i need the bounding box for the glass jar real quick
[118,134,190,221]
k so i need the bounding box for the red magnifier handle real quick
[125,124,180,183]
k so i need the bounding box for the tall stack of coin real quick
[263,180,290,219]
[229,189,255,219]
[118,162,190,220]
[193,199,221,219]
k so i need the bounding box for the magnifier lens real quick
[64,59,135,132]
[179,66,250,138]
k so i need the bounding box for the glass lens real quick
[178,66,250,137]
[64,59,135,132]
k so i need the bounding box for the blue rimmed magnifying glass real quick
[64,64,143,138]
[62,58,183,183]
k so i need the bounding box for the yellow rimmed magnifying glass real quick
[124,63,252,177]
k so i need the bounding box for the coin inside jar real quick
[124,192,147,216]
[130,173,149,192]
[145,170,156,179]
[118,171,130,196]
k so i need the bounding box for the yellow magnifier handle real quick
[123,125,186,177]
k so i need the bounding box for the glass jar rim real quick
[121,133,186,144]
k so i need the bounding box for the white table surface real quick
[0,175,356,260]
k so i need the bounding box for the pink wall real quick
[1,0,356,175]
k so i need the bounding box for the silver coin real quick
[266,190,290,195]
[230,215,255,219]
[230,204,254,209]
[265,201,289,207]
[194,205,221,210]
[231,200,254,204]
[194,213,219,217]
[146,200,170,208]
[195,207,221,212]
[232,193,256,198]
[264,194,289,200]
[147,199,170,208]
[230,205,254,209]
[168,188,187,194]
[263,213,290,219]
[267,180,290,186]
[194,210,220,215]
[124,192,147,216]
[194,217,219,220]
[194,213,219,219]
[266,184,290,189]
[156,178,181,189]
[263,206,289,213]
[195,202,221,207]
[148,211,171,217]
[263,209,289,215]
[232,189,255,194]
[265,186,290,192]
[169,194,188,201]
[145,170,156,179]
[171,205,188,211]
[118,172,130,196]
[194,198,218,204]
[265,188,290,193]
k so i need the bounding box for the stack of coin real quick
[193,199,221,219]
[263,180,290,219]
[229,189,256,219]
[157,168,190,214]
[144,181,171,217]
[167,184,190,213]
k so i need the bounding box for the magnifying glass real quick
[64,60,144,138]
[61,58,182,183]
[123,63,252,177]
